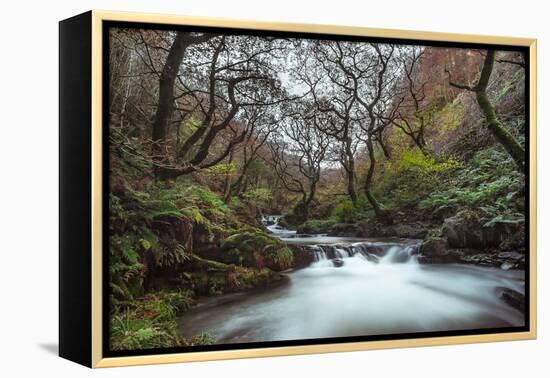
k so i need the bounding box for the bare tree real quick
[223,107,279,203]
[391,47,432,155]
[296,40,364,206]
[305,40,400,218]
[150,33,286,179]
[267,103,330,222]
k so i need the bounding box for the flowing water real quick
[178,216,525,344]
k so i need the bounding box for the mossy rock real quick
[296,219,337,234]
[419,236,450,263]
[443,209,524,250]
[327,223,359,236]
[188,267,279,295]
[220,231,294,271]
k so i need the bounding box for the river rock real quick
[443,210,524,250]
[419,237,449,262]
[332,258,344,267]
[495,287,525,314]
[460,253,500,266]
[327,223,359,237]
[290,245,317,269]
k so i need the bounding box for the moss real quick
[188,266,277,295]
[220,231,294,271]
[297,218,337,234]
[109,289,204,351]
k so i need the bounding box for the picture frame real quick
[59,10,537,368]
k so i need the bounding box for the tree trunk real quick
[476,91,524,172]
[363,139,387,219]
[152,33,190,179]
[377,130,391,159]
[475,50,525,172]
[475,91,525,172]
[345,139,358,205]
[222,151,234,203]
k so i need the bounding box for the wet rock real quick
[443,212,485,249]
[327,223,359,237]
[289,245,317,269]
[495,287,525,314]
[388,224,430,239]
[498,251,526,270]
[332,258,344,267]
[418,237,460,263]
[443,210,524,250]
[460,253,500,266]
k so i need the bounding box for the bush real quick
[372,149,460,209]
[220,231,294,270]
[109,290,211,351]
[419,149,524,225]
[331,195,372,224]
[296,218,337,234]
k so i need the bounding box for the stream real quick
[178,216,525,344]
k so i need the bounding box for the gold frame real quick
[90,9,537,368]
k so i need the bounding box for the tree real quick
[267,102,330,222]
[305,40,400,218]
[297,40,364,205]
[447,50,525,172]
[223,107,279,203]
[391,47,432,155]
[354,43,400,219]
[151,32,216,177]
[150,33,286,179]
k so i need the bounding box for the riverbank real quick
[173,217,526,344]
[178,236,525,344]
[287,207,525,271]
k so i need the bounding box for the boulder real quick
[327,223,359,237]
[290,245,317,269]
[498,251,526,270]
[332,258,344,267]
[495,287,525,314]
[443,210,524,250]
[419,237,449,262]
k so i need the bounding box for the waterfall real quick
[305,241,420,268]
[261,215,297,237]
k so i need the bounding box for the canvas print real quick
[106,24,528,353]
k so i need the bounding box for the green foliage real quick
[330,195,375,224]
[204,162,238,178]
[437,98,465,132]
[221,231,293,270]
[154,244,192,269]
[189,266,276,295]
[231,187,275,222]
[420,149,524,225]
[332,199,357,223]
[108,170,242,300]
[374,150,460,209]
[109,290,208,351]
[297,218,338,234]
[177,117,202,146]
[241,188,273,208]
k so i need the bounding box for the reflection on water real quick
[178,242,525,344]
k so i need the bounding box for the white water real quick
[178,218,525,344]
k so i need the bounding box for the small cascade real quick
[304,241,421,268]
[262,215,297,238]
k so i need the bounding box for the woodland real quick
[107,28,527,350]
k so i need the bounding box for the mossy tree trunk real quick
[475,51,525,172]
[449,50,525,173]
